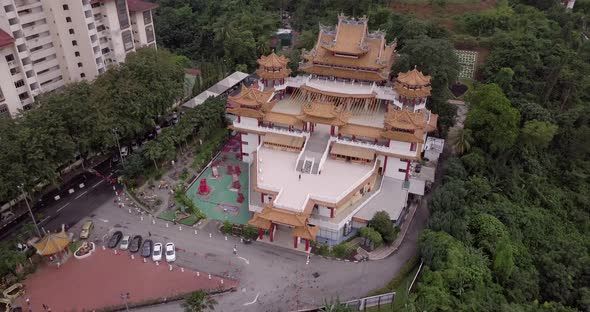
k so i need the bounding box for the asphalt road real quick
[0,160,121,242]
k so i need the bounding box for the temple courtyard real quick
[185,137,251,225]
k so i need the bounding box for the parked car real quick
[152,243,162,262]
[107,231,123,248]
[79,220,94,239]
[129,235,142,253]
[141,239,153,258]
[165,242,176,262]
[119,235,131,250]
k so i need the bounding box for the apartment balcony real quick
[40,79,64,93]
[14,0,42,12]
[20,96,34,106]
[33,57,58,73]
[36,67,61,84]
[30,46,55,60]
[18,11,45,25]
[27,35,52,49]
[15,84,29,95]
[6,10,18,19]
[22,23,49,38]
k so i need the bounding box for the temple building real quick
[226,15,443,251]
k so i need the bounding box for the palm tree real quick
[453,128,473,155]
[182,290,217,312]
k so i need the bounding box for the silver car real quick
[119,235,130,250]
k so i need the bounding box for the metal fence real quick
[293,292,395,312]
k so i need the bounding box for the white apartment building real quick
[0,0,157,117]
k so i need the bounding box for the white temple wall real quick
[384,157,408,180]
[241,132,258,163]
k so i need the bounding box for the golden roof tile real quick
[330,143,375,161]
[393,83,432,98]
[248,214,271,230]
[257,52,290,68]
[293,225,319,240]
[228,84,275,107]
[381,129,425,143]
[338,124,383,139]
[396,67,431,87]
[384,109,428,131]
[257,205,309,227]
[264,133,305,149]
[256,67,292,80]
[264,112,304,127]
[227,107,265,119]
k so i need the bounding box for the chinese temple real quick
[226,14,443,251]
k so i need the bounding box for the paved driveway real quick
[79,192,427,312]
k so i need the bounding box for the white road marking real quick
[39,216,50,223]
[238,256,250,265]
[91,180,104,189]
[243,293,260,306]
[74,190,88,199]
[56,202,71,212]
[97,218,109,223]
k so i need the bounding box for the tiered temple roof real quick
[256,52,292,80]
[384,109,438,134]
[300,14,397,82]
[298,100,351,126]
[226,84,277,118]
[393,67,432,99]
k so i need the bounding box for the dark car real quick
[141,239,153,258]
[107,231,123,248]
[129,235,142,253]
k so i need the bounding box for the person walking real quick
[148,231,152,237]
[233,244,237,255]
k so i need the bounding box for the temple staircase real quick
[296,131,330,174]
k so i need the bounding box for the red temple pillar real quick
[237,115,241,123]
[258,228,264,240]
[330,207,335,218]
[305,239,310,251]
[405,160,411,180]
[260,192,264,203]
[330,126,335,136]
[239,133,244,160]
[258,135,261,145]
[294,236,298,248]
[270,224,274,242]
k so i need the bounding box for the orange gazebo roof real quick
[34,231,71,256]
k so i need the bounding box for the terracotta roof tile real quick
[127,0,158,12]
[0,29,15,48]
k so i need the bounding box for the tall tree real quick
[182,290,217,312]
[465,84,520,153]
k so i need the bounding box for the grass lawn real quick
[157,210,200,226]
[366,257,421,311]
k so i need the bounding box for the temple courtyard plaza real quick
[15,248,235,311]
[257,146,374,211]
[185,139,251,224]
[18,182,426,311]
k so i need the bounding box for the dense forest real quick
[154,0,589,311]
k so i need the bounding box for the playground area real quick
[186,136,251,224]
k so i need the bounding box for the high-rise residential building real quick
[227,15,444,251]
[0,0,158,117]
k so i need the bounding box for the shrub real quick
[331,243,351,259]
[222,220,232,234]
[243,225,259,240]
[311,241,330,256]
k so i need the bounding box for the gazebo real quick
[33,228,72,264]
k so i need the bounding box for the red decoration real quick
[237,192,244,203]
[198,179,211,195]
[232,180,241,190]
[227,165,234,175]
[234,165,242,175]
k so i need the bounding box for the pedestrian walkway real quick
[14,248,237,311]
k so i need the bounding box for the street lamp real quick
[112,128,125,168]
[18,184,41,237]
[120,292,130,311]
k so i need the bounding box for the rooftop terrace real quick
[257,147,374,212]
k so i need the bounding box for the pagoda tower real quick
[255,51,291,89]
[393,67,432,112]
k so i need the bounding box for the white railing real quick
[233,121,309,139]
[335,137,418,158]
[309,169,387,230]
[311,160,378,204]
[316,138,332,173]
[294,137,309,170]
